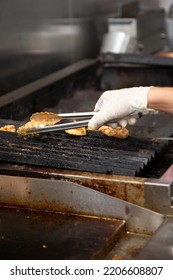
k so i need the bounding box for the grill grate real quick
[0,119,167,176]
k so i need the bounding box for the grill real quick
[0,119,167,177]
[1,57,173,259]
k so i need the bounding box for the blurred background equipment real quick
[100,4,166,54]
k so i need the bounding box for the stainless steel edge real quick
[136,217,173,260]
[144,178,173,215]
[151,137,173,141]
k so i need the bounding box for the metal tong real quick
[25,111,144,135]
[25,112,94,135]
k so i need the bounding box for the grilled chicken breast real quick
[0,125,16,133]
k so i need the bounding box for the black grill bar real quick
[0,119,167,176]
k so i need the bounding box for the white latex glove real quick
[88,87,151,130]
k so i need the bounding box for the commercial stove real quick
[1,57,173,260]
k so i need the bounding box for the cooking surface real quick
[0,207,125,260]
[0,119,168,177]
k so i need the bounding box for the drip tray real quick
[1,174,173,260]
[0,207,125,260]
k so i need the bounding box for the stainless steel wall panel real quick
[0,0,121,65]
[0,1,169,72]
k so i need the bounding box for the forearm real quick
[147,87,173,114]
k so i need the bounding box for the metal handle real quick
[58,112,95,118]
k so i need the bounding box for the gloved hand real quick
[88,86,151,130]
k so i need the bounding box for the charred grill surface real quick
[0,119,167,177]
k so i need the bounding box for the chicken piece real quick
[0,124,16,133]
[65,127,86,136]
[17,120,44,137]
[17,112,62,137]
[98,125,129,139]
[30,112,61,125]
[18,112,58,135]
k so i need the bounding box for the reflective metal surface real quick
[0,18,97,65]
[1,174,173,259]
[0,0,122,65]
[0,174,163,234]
[136,218,173,259]
[144,179,173,215]
[100,31,136,54]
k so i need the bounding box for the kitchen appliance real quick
[1,57,173,259]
